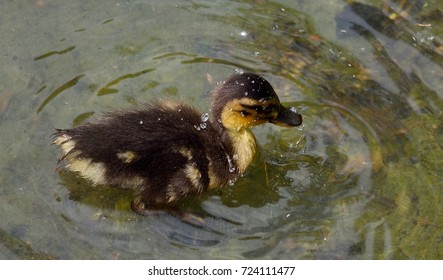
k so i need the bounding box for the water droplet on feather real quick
[200,113,209,122]
[289,107,298,113]
[227,155,236,173]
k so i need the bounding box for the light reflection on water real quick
[0,0,442,259]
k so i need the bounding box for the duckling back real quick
[54,101,238,209]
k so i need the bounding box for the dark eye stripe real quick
[240,110,251,117]
[262,106,273,113]
[239,104,258,110]
[240,104,275,114]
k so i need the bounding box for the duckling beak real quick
[270,106,303,127]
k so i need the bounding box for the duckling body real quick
[54,73,302,215]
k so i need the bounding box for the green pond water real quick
[0,0,442,259]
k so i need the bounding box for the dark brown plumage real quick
[53,72,302,215]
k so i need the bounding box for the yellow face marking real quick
[67,158,107,185]
[220,98,279,130]
[219,98,267,173]
[117,151,137,163]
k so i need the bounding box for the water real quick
[0,0,442,259]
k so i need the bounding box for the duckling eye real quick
[240,110,251,117]
[262,106,272,113]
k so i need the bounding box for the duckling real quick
[53,72,302,216]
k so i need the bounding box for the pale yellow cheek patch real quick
[67,158,106,185]
[117,151,137,163]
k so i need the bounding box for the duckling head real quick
[211,72,303,131]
